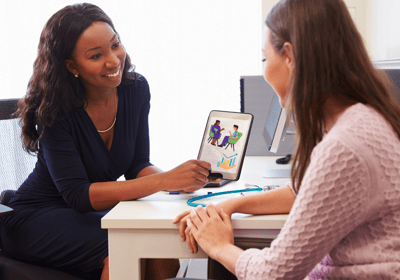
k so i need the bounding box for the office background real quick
[1,0,399,171]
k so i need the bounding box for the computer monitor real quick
[261,93,293,178]
[263,93,288,153]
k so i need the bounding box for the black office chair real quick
[0,98,101,280]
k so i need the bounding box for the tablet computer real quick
[198,111,253,181]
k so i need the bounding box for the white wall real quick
[366,0,400,62]
[262,0,400,64]
[262,0,368,58]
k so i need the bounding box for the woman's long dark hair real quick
[18,3,136,154]
[266,0,400,194]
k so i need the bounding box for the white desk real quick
[101,156,290,280]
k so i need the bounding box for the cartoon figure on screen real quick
[218,125,242,151]
[208,120,225,146]
[217,153,238,170]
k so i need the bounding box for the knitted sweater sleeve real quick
[235,135,371,279]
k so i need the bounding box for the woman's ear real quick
[282,42,295,69]
[65,59,78,77]
[283,42,295,106]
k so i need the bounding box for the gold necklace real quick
[97,91,117,133]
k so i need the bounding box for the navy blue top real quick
[9,74,152,214]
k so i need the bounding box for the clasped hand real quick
[173,204,234,260]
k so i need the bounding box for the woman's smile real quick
[103,67,120,78]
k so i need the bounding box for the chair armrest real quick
[0,204,14,218]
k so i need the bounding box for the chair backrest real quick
[0,99,37,195]
[0,190,17,206]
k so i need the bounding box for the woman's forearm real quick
[89,160,212,210]
[136,165,164,177]
[213,244,244,275]
[88,166,164,210]
[221,185,295,216]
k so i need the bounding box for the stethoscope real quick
[187,184,279,207]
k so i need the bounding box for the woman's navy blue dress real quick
[0,75,152,275]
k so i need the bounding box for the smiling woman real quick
[65,21,126,149]
[0,3,219,280]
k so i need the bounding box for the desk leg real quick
[108,229,140,279]
[108,229,208,280]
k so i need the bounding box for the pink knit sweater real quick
[236,103,400,279]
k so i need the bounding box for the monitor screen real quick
[261,93,293,178]
[262,93,288,153]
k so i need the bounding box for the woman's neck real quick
[85,87,117,107]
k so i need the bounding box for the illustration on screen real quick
[217,153,238,170]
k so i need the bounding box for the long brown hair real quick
[265,0,400,194]
[17,3,137,154]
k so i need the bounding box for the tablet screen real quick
[198,111,253,181]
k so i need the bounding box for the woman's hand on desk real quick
[187,205,234,258]
[173,201,236,254]
[173,211,198,253]
[162,160,211,192]
[182,205,242,274]
[186,205,242,273]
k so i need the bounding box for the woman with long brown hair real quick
[0,3,215,280]
[174,0,400,278]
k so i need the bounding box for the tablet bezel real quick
[197,110,253,181]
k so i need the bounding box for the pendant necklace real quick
[97,91,117,133]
